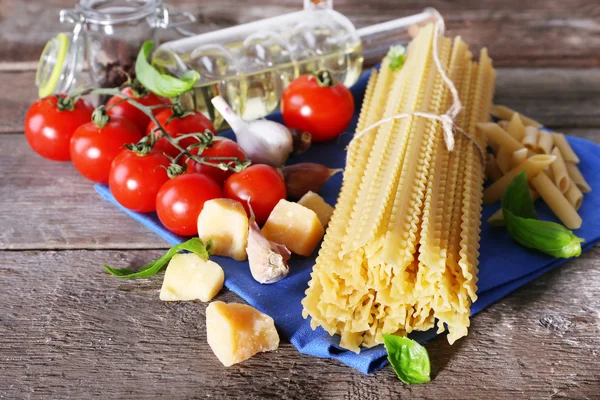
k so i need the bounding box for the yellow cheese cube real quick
[159,253,224,302]
[297,191,334,228]
[261,199,324,256]
[206,301,279,366]
[197,198,249,261]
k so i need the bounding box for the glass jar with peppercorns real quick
[36,0,195,100]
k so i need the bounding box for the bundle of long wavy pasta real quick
[302,23,496,352]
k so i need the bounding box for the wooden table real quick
[1,1,599,398]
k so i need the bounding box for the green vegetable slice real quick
[387,45,406,71]
[503,210,583,258]
[135,41,200,98]
[104,238,212,279]
[501,172,584,258]
[383,334,431,384]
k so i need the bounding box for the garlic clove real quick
[282,162,343,199]
[246,218,290,284]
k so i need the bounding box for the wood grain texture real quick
[1,0,600,67]
[0,134,167,250]
[2,127,598,251]
[4,68,600,134]
[0,249,598,399]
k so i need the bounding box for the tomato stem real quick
[314,70,335,88]
[161,160,186,179]
[127,78,148,98]
[91,106,111,129]
[54,94,77,112]
[167,97,195,121]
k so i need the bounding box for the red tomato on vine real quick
[156,173,223,236]
[281,71,354,142]
[223,164,286,225]
[70,115,142,184]
[186,139,247,184]
[24,95,94,161]
[147,109,216,157]
[106,86,169,133]
[109,148,171,212]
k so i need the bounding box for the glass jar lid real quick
[36,31,85,98]
[73,0,162,25]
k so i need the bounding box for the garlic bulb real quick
[211,96,293,167]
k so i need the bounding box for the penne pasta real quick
[506,113,525,141]
[522,126,539,151]
[565,183,583,211]
[477,122,524,153]
[490,105,542,128]
[487,208,505,226]
[483,154,556,204]
[544,166,555,182]
[550,147,571,193]
[511,148,529,169]
[552,133,580,163]
[530,173,582,229]
[536,129,553,154]
[498,120,509,130]
[496,147,513,174]
[486,153,504,181]
[566,162,591,193]
[488,137,500,154]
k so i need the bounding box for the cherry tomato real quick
[106,87,169,134]
[186,139,247,184]
[223,164,286,225]
[24,95,94,161]
[109,149,171,212]
[156,173,223,236]
[70,116,142,184]
[147,109,216,158]
[281,72,354,142]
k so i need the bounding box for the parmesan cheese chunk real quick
[297,191,334,228]
[261,199,324,256]
[159,253,224,302]
[206,301,279,367]
[197,198,249,261]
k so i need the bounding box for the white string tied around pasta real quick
[350,20,486,164]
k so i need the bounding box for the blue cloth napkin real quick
[95,70,600,374]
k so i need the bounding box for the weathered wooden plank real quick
[1,128,598,250]
[0,134,167,250]
[0,71,37,134]
[1,0,599,67]
[3,68,600,134]
[0,248,598,399]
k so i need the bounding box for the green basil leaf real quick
[387,45,406,71]
[104,238,211,279]
[500,172,584,258]
[503,210,584,258]
[501,171,537,220]
[383,334,431,384]
[135,41,200,98]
